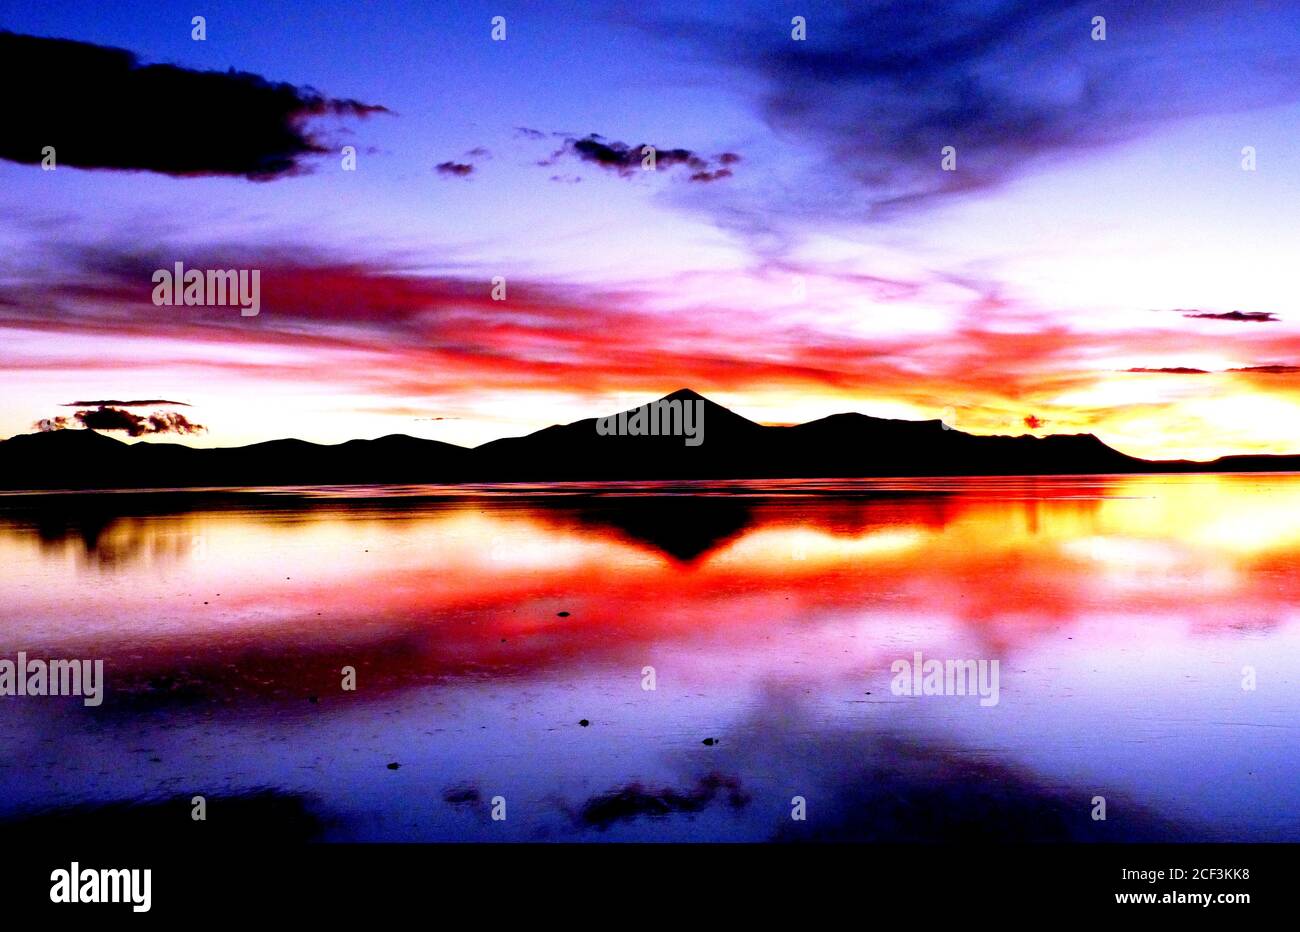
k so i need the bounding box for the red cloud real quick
[6,248,1300,451]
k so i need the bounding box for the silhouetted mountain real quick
[1,388,1297,490]
[0,430,471,489]
[473,389,768,480]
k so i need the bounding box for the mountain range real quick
[2,389,1297,490]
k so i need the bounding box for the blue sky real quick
[3,0,1300,458]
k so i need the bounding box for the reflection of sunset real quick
[3,476,1300,843]
[3,476,1299,687]
[715,527,926,566]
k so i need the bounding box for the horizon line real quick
[7,387,1298,465]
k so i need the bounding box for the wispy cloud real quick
[649,1,1300,226]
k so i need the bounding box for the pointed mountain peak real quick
[651,388,760,428]
[659,387,708,403]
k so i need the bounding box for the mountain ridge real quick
[1,389,1297,489]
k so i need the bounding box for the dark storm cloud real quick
[38,406,206,436]
[0,31,389,179]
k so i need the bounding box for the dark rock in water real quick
[579,719,590,727]
[386,762,400,770]
[702,737,717,746]
[557,611,570,617]
[443,785,481,805]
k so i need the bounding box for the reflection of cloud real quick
[704,688,1194,842]
[573,773,749,830]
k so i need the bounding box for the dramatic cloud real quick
[8,235,1300,458]
[0,31,388,179]
[37,405,206,436]
[63,398,191,407]
[665,1,1300,216]
[435,161,475,178]
[1179,310,1279,323]
[1023,415,1044,429]
[553,135,737,182]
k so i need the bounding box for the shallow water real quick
[1,474,1297,841]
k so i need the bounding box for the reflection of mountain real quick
[0,485,960,569]
[0,790,323,844]
[566,498,755,562]
[5,388,1298,489]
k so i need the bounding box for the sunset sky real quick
[3,0,1300,460]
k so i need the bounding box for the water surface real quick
[1,474,1297,841]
